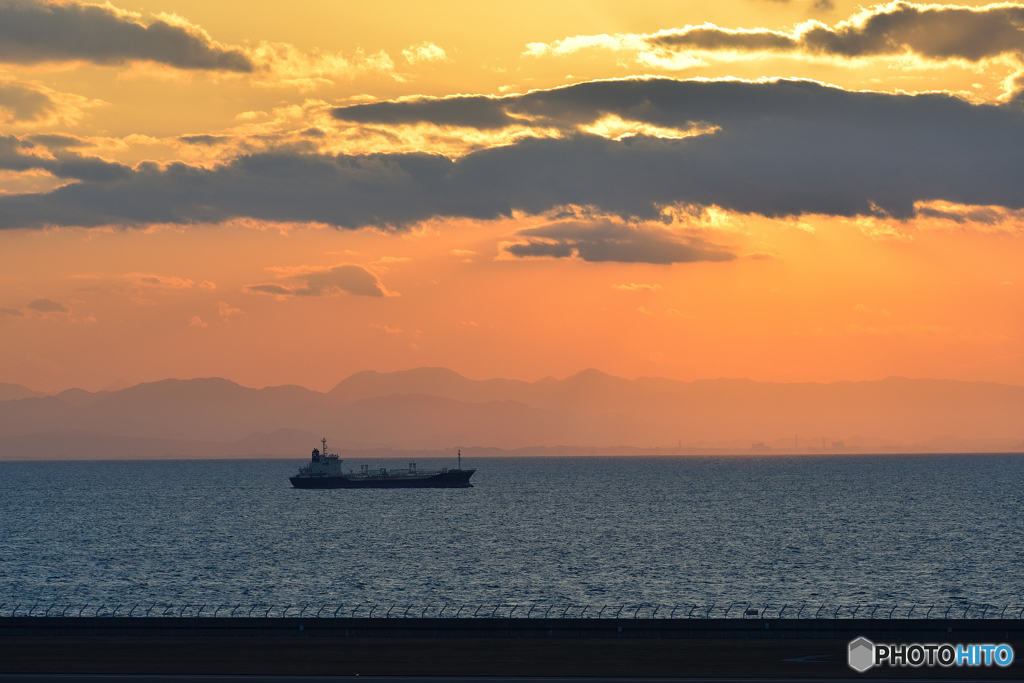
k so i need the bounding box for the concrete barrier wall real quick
[1,616,1021,641]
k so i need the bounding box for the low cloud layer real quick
[505,221,736,264]
[3,79,1024,232]
[244,265,393,298]
[0,0,253,71]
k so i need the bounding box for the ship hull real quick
[290,469,475,489]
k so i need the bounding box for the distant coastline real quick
[1,368,1022,459]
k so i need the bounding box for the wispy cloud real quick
[505,220,735,264]
[402,42,448,65]
[27,297,70,314]
[612,283,663,291]
[244,264,397,299]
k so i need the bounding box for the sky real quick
[0,0,1022,393]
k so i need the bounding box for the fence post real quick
[962,604,971,619]
[704,603,714,619]
[907,606,914,619]
[526,605,535,618]
[815,605,825,619]
[509,605,518,619]
[688,605,697,618]
[944,605,953,619]
[925,605,933,619]
[438,604,446,617]
[335,604,344,618]
[580,605,588,619]
[779,604,787,618]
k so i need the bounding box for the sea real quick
[1,455,1022,612]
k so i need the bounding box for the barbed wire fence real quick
[2,601,1023,620]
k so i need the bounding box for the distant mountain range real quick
[1,368,1022,459]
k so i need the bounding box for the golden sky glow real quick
[1,0,1023,392]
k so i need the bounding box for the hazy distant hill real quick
[0,383,45,402]
[1,369,1022,459]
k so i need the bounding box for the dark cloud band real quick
[2,79,1024,234]
[0,1,253,72]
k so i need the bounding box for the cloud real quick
[217,301,242,317]
[133,274,194,290]
[0,133,131,181]
[247,43,394,89]
[526,3,1024,87]
[402,42,448,65]
[0,0,253,71]
[244,264,395,298]
[370,323,403,334]
[4,79,1024,227]
[188,315,207,328]
[612,282,663,291]
[27,297,70,313]
[333,95,517,130]
[505,220,735,264]
[0,79,60,123]
[0,78,99,126]
[0,307,24,317]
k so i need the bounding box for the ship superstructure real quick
[290,439,475,489]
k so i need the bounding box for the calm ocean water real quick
[1,455,1022,607]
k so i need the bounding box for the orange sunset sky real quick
[1,0,1023,393]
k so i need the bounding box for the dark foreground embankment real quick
[1,619,1021,678]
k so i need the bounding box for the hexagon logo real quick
[848,637,875,672]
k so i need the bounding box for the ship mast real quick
[322,437,327,457]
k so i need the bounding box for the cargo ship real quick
[290,439,475,489]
